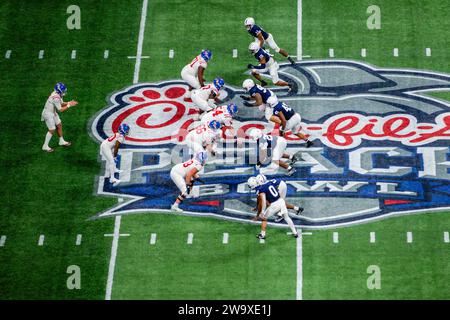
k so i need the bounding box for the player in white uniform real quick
[200,103,238,138]
[170,151,207,212]
[100,123,130,187]
[191,77,225,114]
[249,128,297,176]
[184,120,221,156]
[181,49,212,100]
[41,82,78,152]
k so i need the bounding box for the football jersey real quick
[248,84,274,103]
[193,83,220,101]
[248,24,269,40]
[273,102,295,120]
[258,134,278,149]
[186,123,219,146]
[42,91,63,115]
[184,54,208,74]
[256,179,282,203]
[201,105,233,127]
[173,158,204,177]
[254,47,272,63]
[102,132,125,149]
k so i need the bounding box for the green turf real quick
[0,0,449,300]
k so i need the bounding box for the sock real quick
[284,215,297,235]
[59,137,67,144]
[261,230,266,236]
[43,132,53,148]
[294,206,299,211]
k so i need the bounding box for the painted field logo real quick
[90,60,450,228]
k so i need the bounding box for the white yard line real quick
[0,235,6,247]
[444,232,449,243]
[133,0,149,84]
[76,234,82,246]
[222,232,229,244]
[38,235,45,246]
[370,232,376,243]
[333,232,339,243]
[150,233,157,245]
[407,231,413,243]
[297,0,302,60]
[296,230,303,300]
[105,215,121,300]
[187,233,194,244]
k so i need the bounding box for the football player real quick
[100,123,130,187]
[41,82,78,152]
[249,128,297,176]
[241,78,281,122]
[184,120,222,157]
[268,96,313,147]
[244,17,295,64]
[191,77,225,115]
[255,174,304,223]
[200,103,238,138]
[181,49,212,100]
[170,151,208,212]
[248,176,299,240]
[247,42,292,90]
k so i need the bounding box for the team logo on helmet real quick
[90,60,450,229]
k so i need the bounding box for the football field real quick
[0,0,449,300]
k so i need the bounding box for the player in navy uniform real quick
[247,42,292,90]
[247,176,299,239]
[241,78,283,123]
[269,96,313,148]
[244,17,295,64]
[249,128,298,176]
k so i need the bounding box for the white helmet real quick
[249,128,263,141]
[244,17,255,29]
[256,174,267,185]
[249,42,260,54]
[267,96,279,107]
[247,176,258,189]
[242,79,255,91]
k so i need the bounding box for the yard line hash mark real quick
[0,235,6,247]
[71,50,76,59]
[222,233,229,244]
[329,48,334,58]
[407,231,413,243]
[232,49,238,58]
[76,234,82,246]
[370,232,376,243]
[169,49,174,59]
[296,230,303,300]
[5,50,11,59]
[187,233,194,244]
[104,50,109,59]
[393,48,399,57]
[38,235,45,246]
[150,233,157,245]
[361,48,367,57]
[426,48,431,57]
[39,50,44,59]
[333,232,339,243]
[444,231,449,243]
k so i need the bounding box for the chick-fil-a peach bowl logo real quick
[89,60,450,229]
